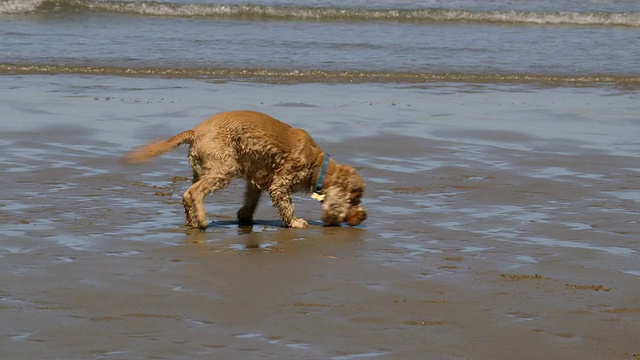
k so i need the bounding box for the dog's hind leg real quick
[237,181,262,226]
[183,173,232,229]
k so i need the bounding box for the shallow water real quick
[1,0,640,87]
[2,76,638,259]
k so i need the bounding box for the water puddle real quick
[524,237,635,256]
[332,352,388,360]
[603,190,640,202]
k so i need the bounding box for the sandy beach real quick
[1,75,639,359]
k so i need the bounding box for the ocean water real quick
[1,0,639,87]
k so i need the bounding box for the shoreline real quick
[2,65,640,89]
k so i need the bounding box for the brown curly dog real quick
[123,110,367,229]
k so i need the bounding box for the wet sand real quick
[1,76,639,359]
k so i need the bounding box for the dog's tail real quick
[122,129,195,164]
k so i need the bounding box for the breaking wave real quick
[1,0,639,27]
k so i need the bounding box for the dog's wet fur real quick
[123,110,367,229]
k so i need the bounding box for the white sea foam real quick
[3,0,639,27]
[0,0,46,14]
[97,3,640,27]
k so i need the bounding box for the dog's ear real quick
[321,186,349,226]
[321,163,367,226]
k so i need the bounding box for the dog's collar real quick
[312,153,331,198]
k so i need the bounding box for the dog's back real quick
[192,111,321,163]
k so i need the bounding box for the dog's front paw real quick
[197,220,210,230]
[289,218,308,229]
[187,219,210,230]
